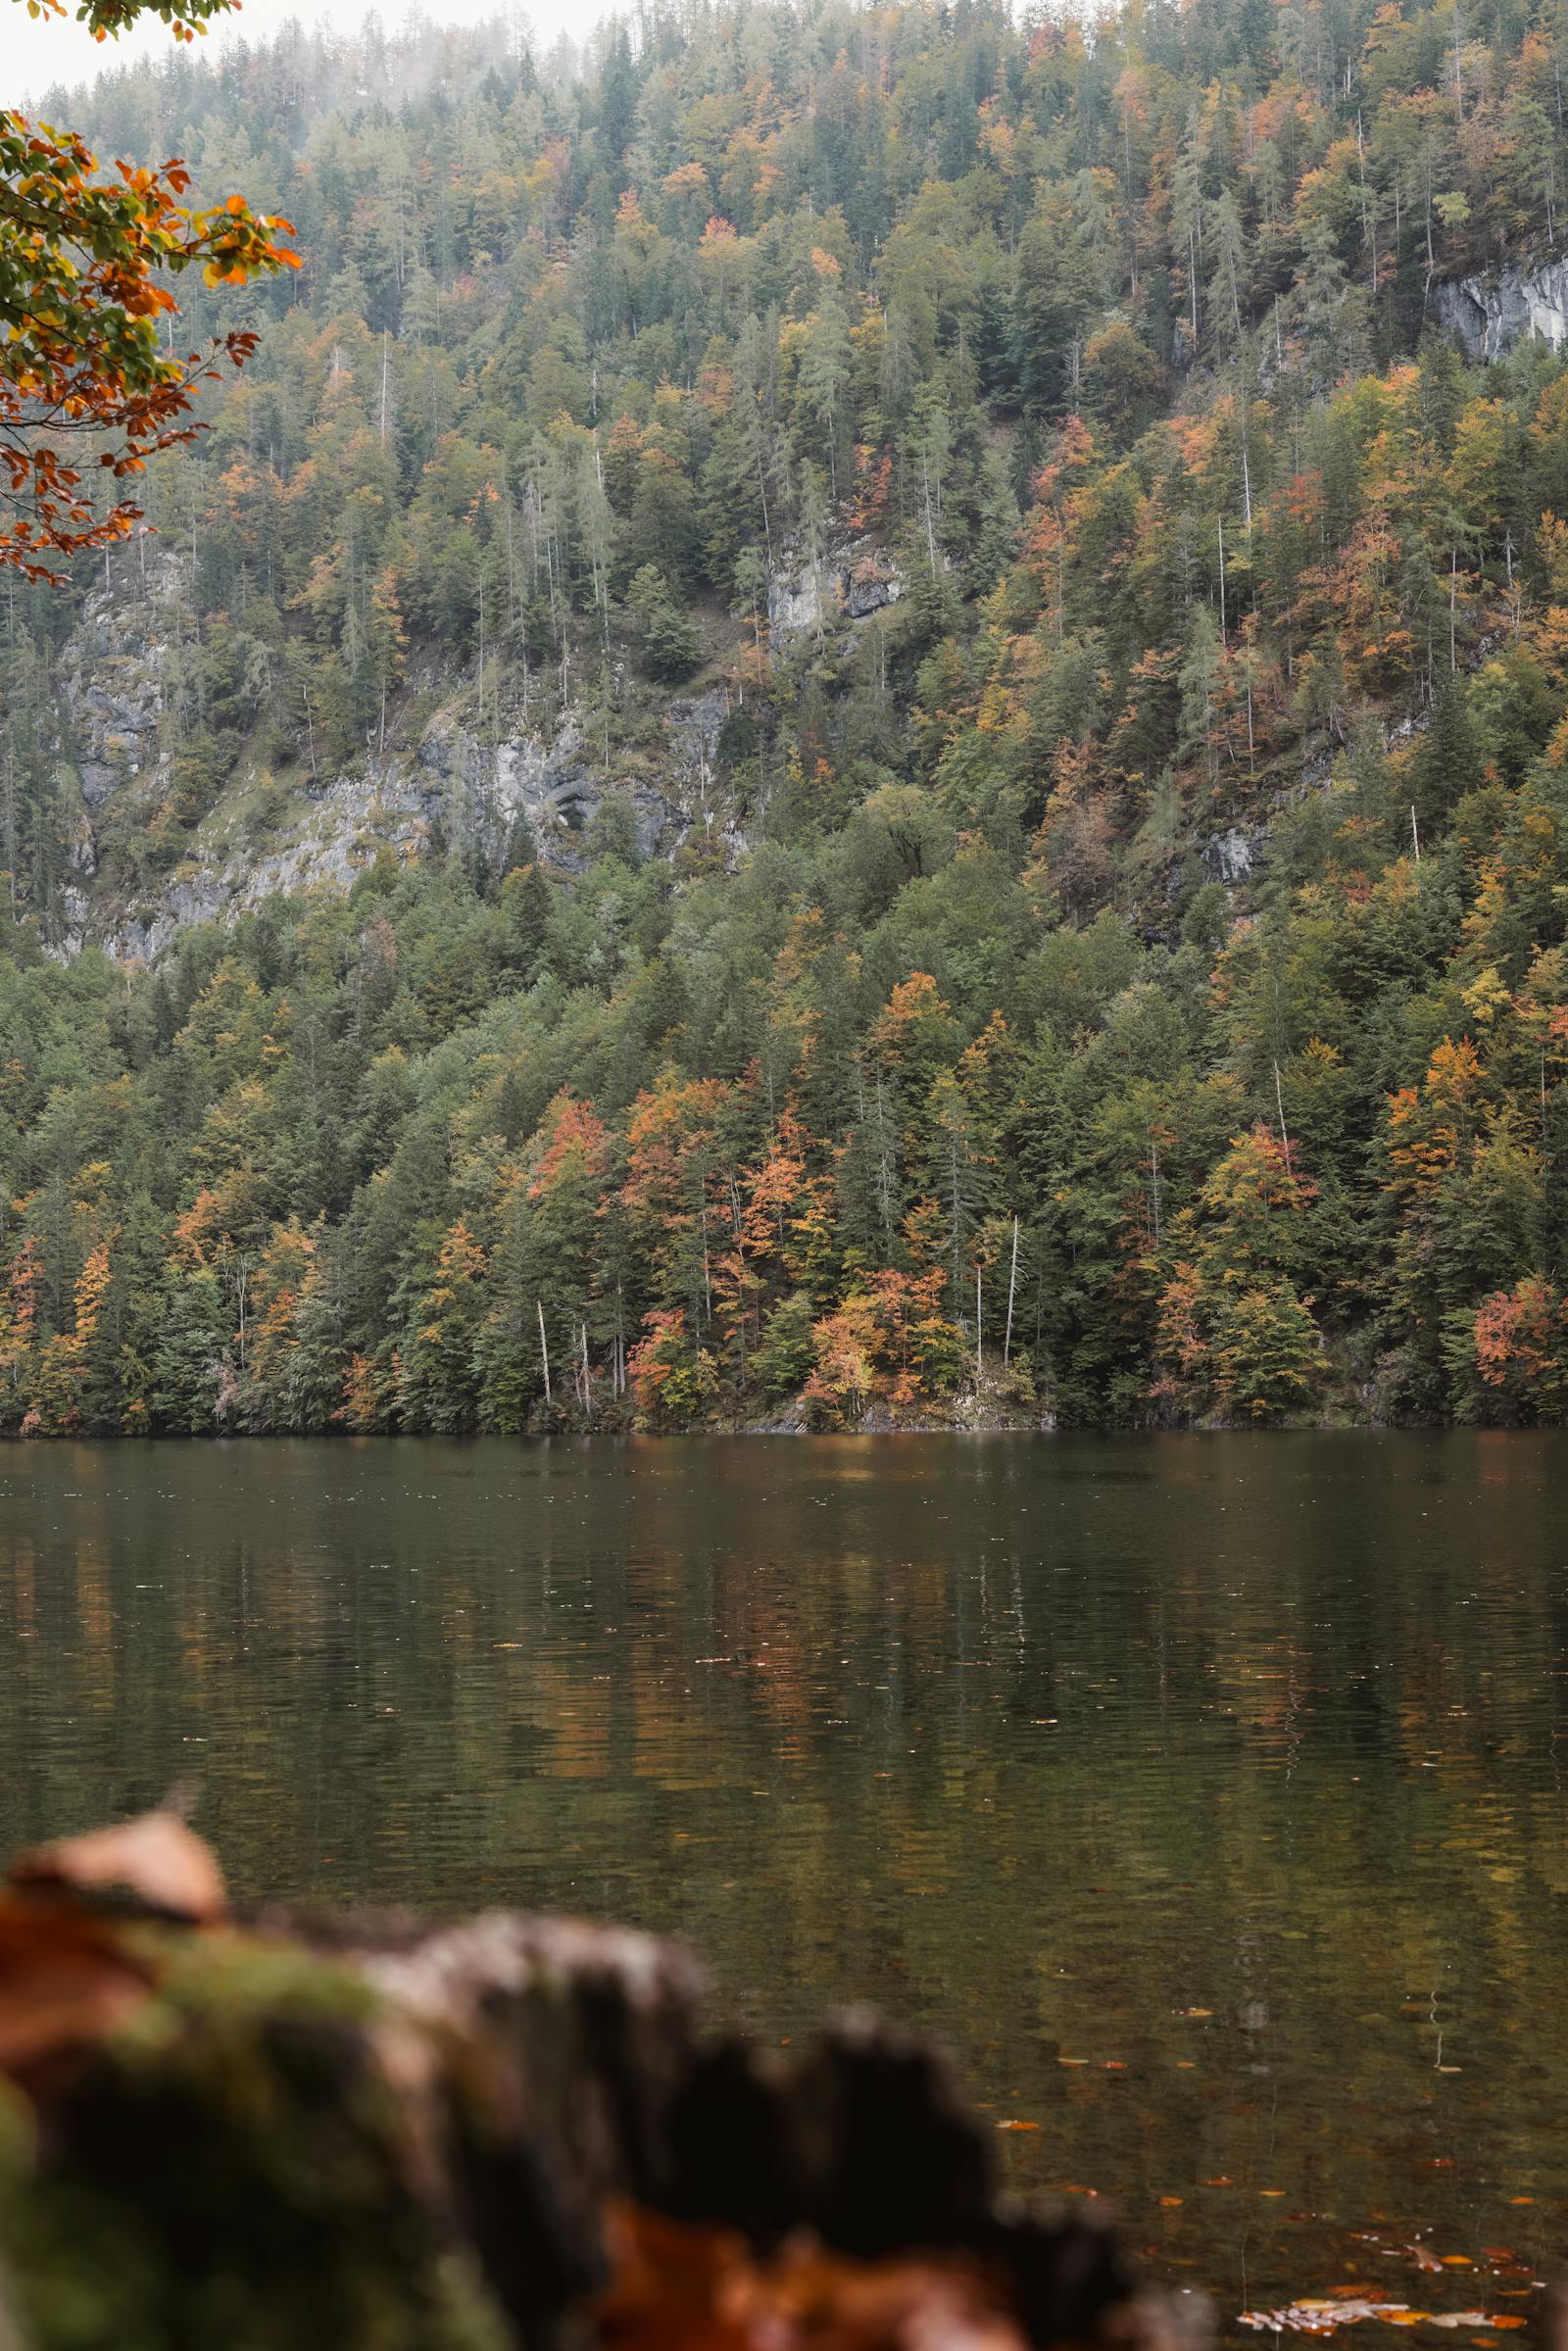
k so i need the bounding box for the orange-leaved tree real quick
[2,0,300,579]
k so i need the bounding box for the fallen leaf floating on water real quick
[10,1806,226,1925]
[1240,2304,1528,2335]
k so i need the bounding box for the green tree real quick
[627,565,703,682]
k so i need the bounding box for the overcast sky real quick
[10,1,588,105]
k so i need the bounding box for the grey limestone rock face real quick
[42,542,706,957]
[1203,826,1260,884]
[60,555,177,813]
[68,817,97,879]
[766,563,827,640]
[1433,257,1568,361]
[487,713,690,870]
[97,707,699,959]
[767,538,904,643]
[77,761,122,813]
[43,548,782,963]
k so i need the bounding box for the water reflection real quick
[1,1432,1567,2327]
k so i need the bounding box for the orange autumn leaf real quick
[0,104,299,580]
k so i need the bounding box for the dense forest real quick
[3,0,1568,1435]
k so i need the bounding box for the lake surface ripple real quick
[3,1431,1566,2327]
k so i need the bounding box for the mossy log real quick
[0,1811,1202,2351]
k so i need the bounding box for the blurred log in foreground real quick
[0,1809,1206,2351]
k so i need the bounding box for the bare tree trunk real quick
[1004,1217,1019,1370]
[537,1300,552,1405]
[1274,1061,1293,1173]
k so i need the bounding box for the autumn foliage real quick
[1,0,299,576]
[0,0,1566,1429]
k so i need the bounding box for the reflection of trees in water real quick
[2,1434,1568,2311]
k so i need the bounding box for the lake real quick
[1,1431,1565,2330]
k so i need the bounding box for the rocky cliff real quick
[1432,255,1568,361]
[55,556,725,960]
[48,538,906,964]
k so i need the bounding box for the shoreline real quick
[0,1416,1551,1443]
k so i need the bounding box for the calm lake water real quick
[2,1432,1567,2327]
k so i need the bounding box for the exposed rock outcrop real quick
[1202,826,1262,885]
[59,560,172,815]
[46,558,734,962]
[97,714,699,962]
[1432,256,1568,361]
[767,539,904,644]
[35,514,914,965]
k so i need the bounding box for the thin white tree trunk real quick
[1004,1216,1019,1369]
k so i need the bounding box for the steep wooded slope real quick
[3,0,1568,1430]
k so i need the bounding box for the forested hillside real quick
[3,0,1568,1435]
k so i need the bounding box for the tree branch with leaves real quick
[1,0,300,578]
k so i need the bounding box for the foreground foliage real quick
[0,1807,1140,2351]
[1,0,299,577]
